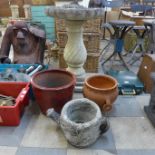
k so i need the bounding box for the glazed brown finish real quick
[88,76,116,90]
[0,21,45,64]
[0,1,11,17]
[31,69,76,114]
[83,75,118,112]
[138,54,155,93]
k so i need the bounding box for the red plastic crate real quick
[0,82,30,126]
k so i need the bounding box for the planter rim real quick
[31,69,76,91]
[61,98,102,128]
[84,74,118,91]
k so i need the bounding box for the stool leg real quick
[129,43,139,61]
[140,44,145,56]
[118,53,130,70]
[99,40,114,62]
[129,49,142,65]
[126,41,138,65]
[101,51,115,66]
[102,11,107,39]
[100,41,111,57]
[130,43,145,65]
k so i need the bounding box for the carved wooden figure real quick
[0,21,46,64]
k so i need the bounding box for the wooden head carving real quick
[0,21,46,64]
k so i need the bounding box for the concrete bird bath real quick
[45,1,104,83]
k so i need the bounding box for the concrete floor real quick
[0,26,154,155]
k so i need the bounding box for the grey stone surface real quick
[21,114,67,148]
[0,146,17,155]
[67,149,116,155]
[0,102,37,146]
[68,128,117,155]
[110,117,155,150]
[45,5,104,20]
[136,94,150,109]
[117,149,155,155]
[107,96,144,117]
[16,147,66,155]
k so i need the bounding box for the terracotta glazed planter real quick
[83,75,118,112]
[47,98,109,148]
[31,69,76,114]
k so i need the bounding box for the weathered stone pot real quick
[83,75,118,112]
[47,98,109,148]
[31,69,76,114]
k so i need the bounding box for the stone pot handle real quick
[46,108,60,125]
[99,117,109,135]
[102,98,112,112]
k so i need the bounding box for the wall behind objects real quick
[55,0,89,7]
[0,0,88,17]
[0,0,33,17]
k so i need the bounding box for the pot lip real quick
[31,69,76,91]
[84,74,118,91]
[61,98,102,128]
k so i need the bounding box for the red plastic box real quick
[0,82,30,126]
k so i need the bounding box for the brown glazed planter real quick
[31,69,76,114]
[83,75,118,112]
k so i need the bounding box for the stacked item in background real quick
[56,19,101,72]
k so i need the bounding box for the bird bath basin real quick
[45,1,104,82]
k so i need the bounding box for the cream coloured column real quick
[64,20,87,79]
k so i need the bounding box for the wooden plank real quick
[0,0,28,17]
[0,1,11,17]
[31,6,49,12]
[31,17,54,24]
[31,5,56,40]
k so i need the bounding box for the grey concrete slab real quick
[136,94,150,109]
[73,93,83,99]
[0,102,38,146]
[110,117,155,150]
[68,129,117,155]
[117,149,155,155]
[16,147,66,155]
[67,149,116,155]
[74,94,145,117]
[107,96,144,117]
[0,146,17,155]
[136,94,150,117]
[21,114,67,148]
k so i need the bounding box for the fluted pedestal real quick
[64,20,87,80]
[45,3,104,87]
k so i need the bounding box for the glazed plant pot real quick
[47,98,109,148]
[31,69,76,114]
[83,75,118,112]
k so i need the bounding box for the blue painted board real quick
[31,5,56,41]
[31,6,50,12]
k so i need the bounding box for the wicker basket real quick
[84,52,99,72]
[44,46,59,64]
[56,19,101,33]
[57,32,100,51]
[124,31,149,52]
[58,49,99,73]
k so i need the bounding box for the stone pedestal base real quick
[74,73,98,93]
